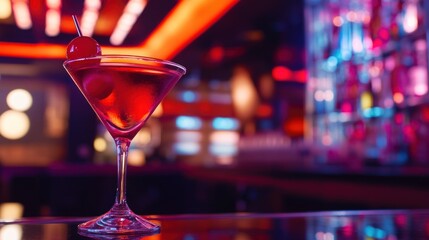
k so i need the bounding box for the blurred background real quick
[1,0,429,220]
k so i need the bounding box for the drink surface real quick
[66,62,181,140]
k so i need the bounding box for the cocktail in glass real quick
[64,55,186,235]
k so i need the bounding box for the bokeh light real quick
[0,110,30,140]
[6,89,33,111]
[94,137,107,152]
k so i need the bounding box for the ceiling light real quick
[6,89,33,111]
[0,110,30,140]
[45,9,61,36]
[139,0,238,59]
[0,0,12,19]
[0,0,238,59]
[46,0,60,8]
[81,0,101,36]
[110,0,147,45]
[12,0,32,29]
[45,0,61,36]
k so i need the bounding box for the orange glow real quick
[332,16,343,27]
[0,42,66,59]
[138,0,238,59]
[393,92,404,104]
[0,0,238,60]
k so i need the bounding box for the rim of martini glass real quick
[64,54,187,75]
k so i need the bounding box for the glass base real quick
[78,203,160,236]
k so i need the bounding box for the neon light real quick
[272,66,293,81]
[110,0,147,45]
[332,16,343,27]
[403,3,418,33]
[314,90,324,102]
[209,131,239,144]
[0,0,238,60]
[173,142,200,155]
[81,0,101,37]
[324,90,334,101]
[410,67,428,96]
[0,0,12,19]
[393,92,404,104]
[12,0,32,29]
[140,0,238,59]
[45,0,61,36]
[175,131,202,142]
[176,116,202,130]
[209,144,237,156]
[180,90,198,103]
[45,9,61,36]
[360,91,372,110]
[212,117,239,130]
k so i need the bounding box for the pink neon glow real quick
[403,3,418,33]
[341,102,352,112]
[410,67,428,96]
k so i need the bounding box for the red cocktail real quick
[64,55,186,235]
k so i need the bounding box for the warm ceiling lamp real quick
[0,0,12,19]
[0,0,238,60]
[110,0,148,46]
[80,0,101,36]
[45,0,62,36]
[136,0,239,59]
[11,0,32,29]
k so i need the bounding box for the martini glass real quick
[64,55,186,235]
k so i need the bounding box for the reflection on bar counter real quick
[305,0,429,167]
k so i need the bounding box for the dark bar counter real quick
[2,162,429,217]
[1,209,429,239]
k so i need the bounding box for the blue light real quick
[180,90,197,103]
[359,71,369,84]
[363,107,384,118]
[366,147,379,159]
[363,109,372,118]
[212,117,239,130]
[364,226,375,237]
[365,225,386,239]
[173,142,200,155]
[376,135,387,147]
[326,56,338,71]
[372,107,383,117]
[374,228,386,239]
[176,116,202,130]
[209,144,238,156]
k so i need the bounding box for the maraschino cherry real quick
[66,15,112,100]
[83,72,114,100]
[66,15,102,59]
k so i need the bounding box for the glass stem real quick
[115,137,131,206]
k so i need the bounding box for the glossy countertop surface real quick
[1,209,429,239]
